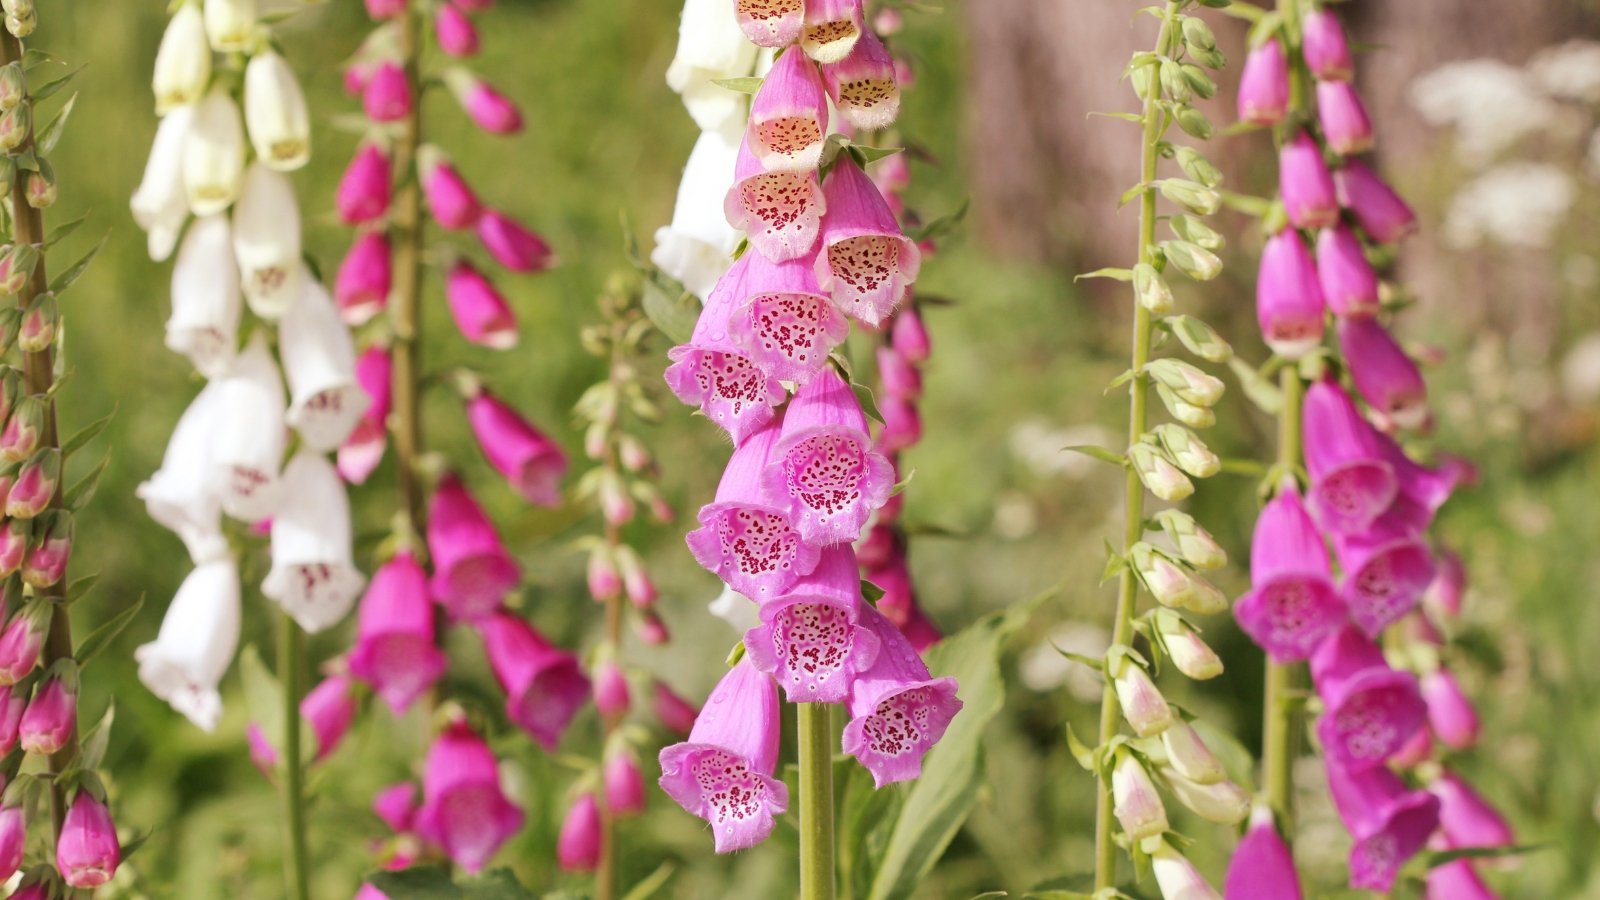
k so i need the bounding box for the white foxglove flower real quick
[707,583,760,633]
[183,87,247,217]
[137,381,229,565]
[665,0,759,133]
[261,452,364,632]
[166,214,241,378]
[203,0,257,53]
[232,163,304,319]
[211,333,286,522]
[243,49,310,172]
[152,4,211,114]
[130,105,193,262]
[279,273,369,451]
[135,557,241,732]
[652,122,743,299]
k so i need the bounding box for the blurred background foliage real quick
[24,0,1600,897]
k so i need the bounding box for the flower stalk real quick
[391,2,427,536]
[798,702,835,900]
[277,610,311,900]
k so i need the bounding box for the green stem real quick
[391,3,426,540]
[798,702,836,900]
[1092,2,1181,889]
[277,612,312,900]
[1263,366,1306,835]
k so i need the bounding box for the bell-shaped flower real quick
[1317,80,1374,157]
[1256,228,1326,360]
[210,334,286,521]
[734,0,802,47]
[1310,626,1427,769]
[167,214,242,377]
[152,4,210,113]
[1111,655,1173,737]
[435,2,479,57]
[428,473,520,620]
[183,87,247,217]
[335,230,392,326]
[743,546,879,703]
[1332,508,1437,635]
[1325,758,1441,892]
[1421,667,1481,751]
[727,251,848,384]
[1302,9,1354,82]
[243,49,311,171]
[373,781,418,834]
[338,346,393,484]
[302,675,357,759]
[1225,805,1303,900]
[445,260,518,349]
[605,748,647,817]
[0,800,21,882]
[450,71,523,134]
[1316,223,1380,319]
[1280,130,1339,230]
[821,30,900,131]
[1335,160,1417,245]
[877,345,921,400]
[280,276,370,451]
[416,720,525,873]
[658,657,789,852]
[56,791,120,889]
[1237,38,1288,126]
[557,793,601,872]
[477,209,553,273]
[261,452,365,632]
[1426,860,1496,900]
[421,146,482,230]
[203,0,256,52]
[19,671,75,755]
[815,158,922,327]
[232,163,305,319]
[466,389,567,506]
[892,306,931,360]
[348,552,446,714]
[653,123,743,300]
[666,0,760,133]
[1151,841,1223,900]
[842,602,962,786]
[1163,769,1251,825]
[748,46,829,172]
[1112,751,1168,843]
[363,61,412,123]
[1302,378,1398,534]
[130,106,193,261]
[1430,770,1513,851]
[1161,720,1226,785]
[802,0,863,63]
[337,144,392,225]
[724,134,827,262]
[664,254,787,444]
[135,557,241,732]
[594,660,630,719]
[478,610,589,750]
[1338,317,1427,431]
[142,385,229,560]
[1235,484,1346,661]
[654,681,699,735]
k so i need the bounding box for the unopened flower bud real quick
[1237,39,1288,126]
[0,1,32,23]
[1335,160,1417,245]
[183,88,247,217]
[0,520,27,579]
[618,433,652,473]
[4,11,32,38]
[1163,768,1250,824]
[1151,426,1221,481]
[0,102,27,152]
[1133,544,1228,615]
[652,681,698,735]
[244,49,312,172]
[1112,751,1169,842]
[598,472,635,527]
[1159,179,1220,217]
[1162,240,1222,282]
[1152,508,1225,570]
[1153,611,1225,680]
[6,448,58,519]
[16,293,56,354]
[1147,359,1225,408]
[19,671,75,755]
[1160,59,1193,104]
[1130,442,1193,503]
[0,243,38,295]
[1154,383,1216,429]
[1134,263,1174,314]
[614,545,658,608]
[1302,9,1354,82]
[595,661,630,719]
[1281,130,1339,230]
[152,4,211,113]
[24,163,54,210]
[1173,105,1214,140]
[0,63,22,112]
[1182,64,1217,101]
[604,748,647,817]
[1167,315,1231,363]
[1152,840,1223,900]
[634,610,669,645]
[1169,215,1225,252]
[1317,80,1374,157]
[56,790,120,888]
[586,544,621,603]
[203,0,257,53]
[1172,146,1222,189]
[0,393,46,462]
[0,603,47,683]
[1160,720,1226,785]
[1112,655,1173,737]
[557,793,601,873]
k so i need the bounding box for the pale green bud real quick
[1148,358,1225,408]
[1152,507,1226,568]
[1134,263,1174,314]
[1130,442,1193,502]
[1161,240,1222,281]
[1161,720,1226,785]
[1174,146,1223,188]
[1159,178,1220,216]
[1155,383,1216,428]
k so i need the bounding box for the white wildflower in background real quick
[1409,60,1556,166]
[1560,331,1600,403]
[1529,41,1600,103]
[1443,162,1575,249]
[1019,622,1110,700]
[1009,420,1121,480]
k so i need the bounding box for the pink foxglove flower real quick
[435,3,480,57]
[280,276,371,451]
[686,416,822,600]
[1235,484,1346,661]
[56,792,120,889]
[1335,160,1417,245]
[724,135,826,262]
[1256,228,1326,360]
[166,213,242,378]
[302,675,358,759]
[135,557,241,732]
[339,347,393,484]
[480,610,590,749]
[664,254,787,443]
[658,657,789,852]
[337,144,392,225]
[734,0,802,47]
[1430,770,1513,851]
[262,453,365,632]
[349,553,446,714]
[877,345,921,400]
[9,881,46,900]
[335,231,393,326]
[1316,224,1380,319]
[416,721,525,874]
[0,522,26,581]
[1325,759,1441,892]
[876,392,923,454]
[595,661,630,719]
[654,681,699,735]
[0,605,46,685]
[1338,317,1428,431]
[422,149,482,229]
[130,104,193,261]
[815,158,922,327]
[1426,860,1496,900]
[0,685,23,754]
[1225,806,1303,900]
[477,209,554,273]
[1310,626,1427,769]
[820,29,901,130]
[762,368,894,545]
[1280,130,1339,230]
[144,388,231,557]
[743,545,879,703]
[1331,511,1436,635]
[1302,8,1354,82]
[1317,80,1374,156]
[428,474,520,618]
[727,251,848,383]
[19,673,74,755]
[892,306,931,361]
[445,260,518,349]
[1237,38,1289,126]
[842,602,962,786]
[604,749,647,817]
[1421,667,1481,751]
[1302,378,1398,534]
[466,389,568,506]
[231,163,305,318]
[1424,547,1466,619]
[802,0,863,63]
[748,46,829,172]
[373,782,418,834]
[210,335,287,522]
[363,61,412,123]
[0,801,21,881]
[5,449,57,519]
[457,76,523,134]
[557,793,602,872]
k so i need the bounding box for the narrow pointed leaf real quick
[74,595,143,668]
[35,92,77,155]
[48,232,106,294]
[61,407,114,458]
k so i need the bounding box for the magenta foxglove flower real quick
[8,881,46,900]
[0,685,23,754]
[877,393,923,454]
[1225,806,1303,900]
[373,781,418,833]
[1430,770,1513,851]
[1380,436,1460,520]
[1426,859,1496,900]
[725,252,849,384]
[0,606,44,686]
[595,660,630,719]
[760,367,894,545]
[365,0,406,18]
[416,721,525,873]
[445,260,518,349]
[557,793,601,872]
[1332,511,1436,635]
[743,545,879,703]
[1310,626,1427,769]
[815,158,922,327]
[477,209,554,273]
[349,552,446,715]
[734,0,803,47]
[1316,224,1380,319]
[335,231,392,326]
[802,0,863,63]
[460,77,523,134]
[1421,667,1481,751]
[604,749,647,817]
[56,791,120,889]
[725,135,826,263]
[665,254,787,444]
[480,610,590,750]
[0,802,21,881]
[428,473,520,620]
[1424,547,1466,619]
[1317,80,1374,156]
[337,144,392,225]
[466,390,568,506]
[877,345,921,400]
[302,675,357,759]
[891,307,931,361]
[363,62,412,123]
[1280,130,1339,230]
[1256,229,1327,360]
[1302,378,1398,534]
[821,29,901,130]
[658,657,789,852]
[842,602,962,787]
[1237,38,1289,126]
[1302,8,1354,82]
[653,681,699,735]
[1335,160,1417,245]
[422,152,482,230]
[749,46,828,172]
[1325,759,1441,892]
[687,417,822,601]
[19,673,75,755]
[435,2,480,57]
[1338,318,1428,431]
[338,346,393,484]
[1234,485,1346,661]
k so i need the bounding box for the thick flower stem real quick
[1092,2,1181,890]
[391,2,427,540]
[277,612,312,900]
[798,702,836,900]
[595,554,623,900]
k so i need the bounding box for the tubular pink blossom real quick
[1338,318,1428,431]
[1234,485,1347,661]
[349,553,446,714]
[743,545,879,703]
[1335,160,1417,245]
[1302,9,1355,82]
[686,416,822,601]
[247,722,278,773]
[0,803,21,882]
[726,251,848,384]
[734,0,803,48]
[1325,759,1440,892]
[1316,224,1380,319]
[19,674,74,755]
[1310,626,1427,768]
[373,781,418,833]
[1430,770,1514,851]
[1317,80,1374,156]
[477,209,554,273]
[748,46,829,172]
[302,675,357,759]
[815,158,922,327]
[1389,723,1434,768]
[1280,130,1339,230]
[595,661,631,719]
[1426,860,1497,900]
[344,62,373,97]
[337,144,392,225]
[56,792,120,889]
[724,135,826,262]
[416,721,525,873]
[423,157,482,230]
[1237,39,1289,126]
[891,306,931,361]
[1256,229,1327,360]
[876,393,923,454]
[435,3,480,57]
[462,79,523,134]
[653,681,699,735]
[363,62,412,123]
[445,260,518,349]
[1380,435,1460,519]
[1332,509,1437,635]
[658,657,789,852]
[466,390,568,506]
[664,254,787,445]
[821,29,900,131]
[557,793,602,872]
[335,231,392,326]
[338,347,393,484]
[802,0,864,63]
[876,345,921,400]
[427,473,521,620]
[604,749,647,817]
[842,602,962,787]
[1424,547,1466,619]
[1302,378,1398,534]
[480,610,590,750]
[1421,667,1481,751]
[1225,806,1303,900]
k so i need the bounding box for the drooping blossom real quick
[1302,8,1354,82]
[1338,317,1428,431]
[337,346,393,484]
[427,473,521,620]
[724,135,826,262]
[210,334,287,522]
[1280,130,1339,230]
[477,209,554,273]
[1316,224,1380,319]
[1335,160,1417,245]
[1325,759,1440,892]
[1224,805,1303,900]
[183,87,247,217]
[242,49,312,172]
[801,0,863,63]
[1421,667,1481,751]
[166,213,242,378]
[262,452,366,632]
[664,253,787,444]
[231,163,305,318]
[1234,484,1347,661]
[479,610,590,750]
[348,552,447,714]
[604,749,647,817]
[733,0,803,48]
[820,29,900,131]
[814,157,922,327]
[466,389,568,506]
[56,791,120,889]
[1317,80,1374,156]
[335,230,393,326]
[136,557,241,732]
[280,275,370,451]
[415,720,525,874]
[747,46,829,172]
[131,105,194,261]
[19,672,75,756]
[841,602,962,787]
[1302,377,1398,534]
[445,260,518,349]
[743,545,879,703]
[1256,228,1326,360]
[337,144,392,225]
[652,123,743,300]
[557,793,601,872]
[1237,39,1289,126]
[1310,626,1427,769]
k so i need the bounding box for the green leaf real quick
[1228,357,1283,415]
[47,231,105,294]
[35,91,77,155]
[43,212,87,248]
[1064,723,1097,771]
[79,701,114,771]
[371,866,540,899]
[1087,111,1143,123]
[1424,843,1549,867]
[838,760,905,899]
[239,645,286,762]
[1062,445,1128,467]
[847,143,904,166]
[21,49,54,70]
[67,571,100,602]
[712,76,764,94]
[1073,267,1134,283]
[60,408,114,459]
[64,455,108,511]
[619,863,676,900]
[905,198,969,243]
[74,595,143,668]
[638,277,699,346]
[867,591,1049,900]
[861,579,887,605]
[851,380,885,425]
[29,65,82,102]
